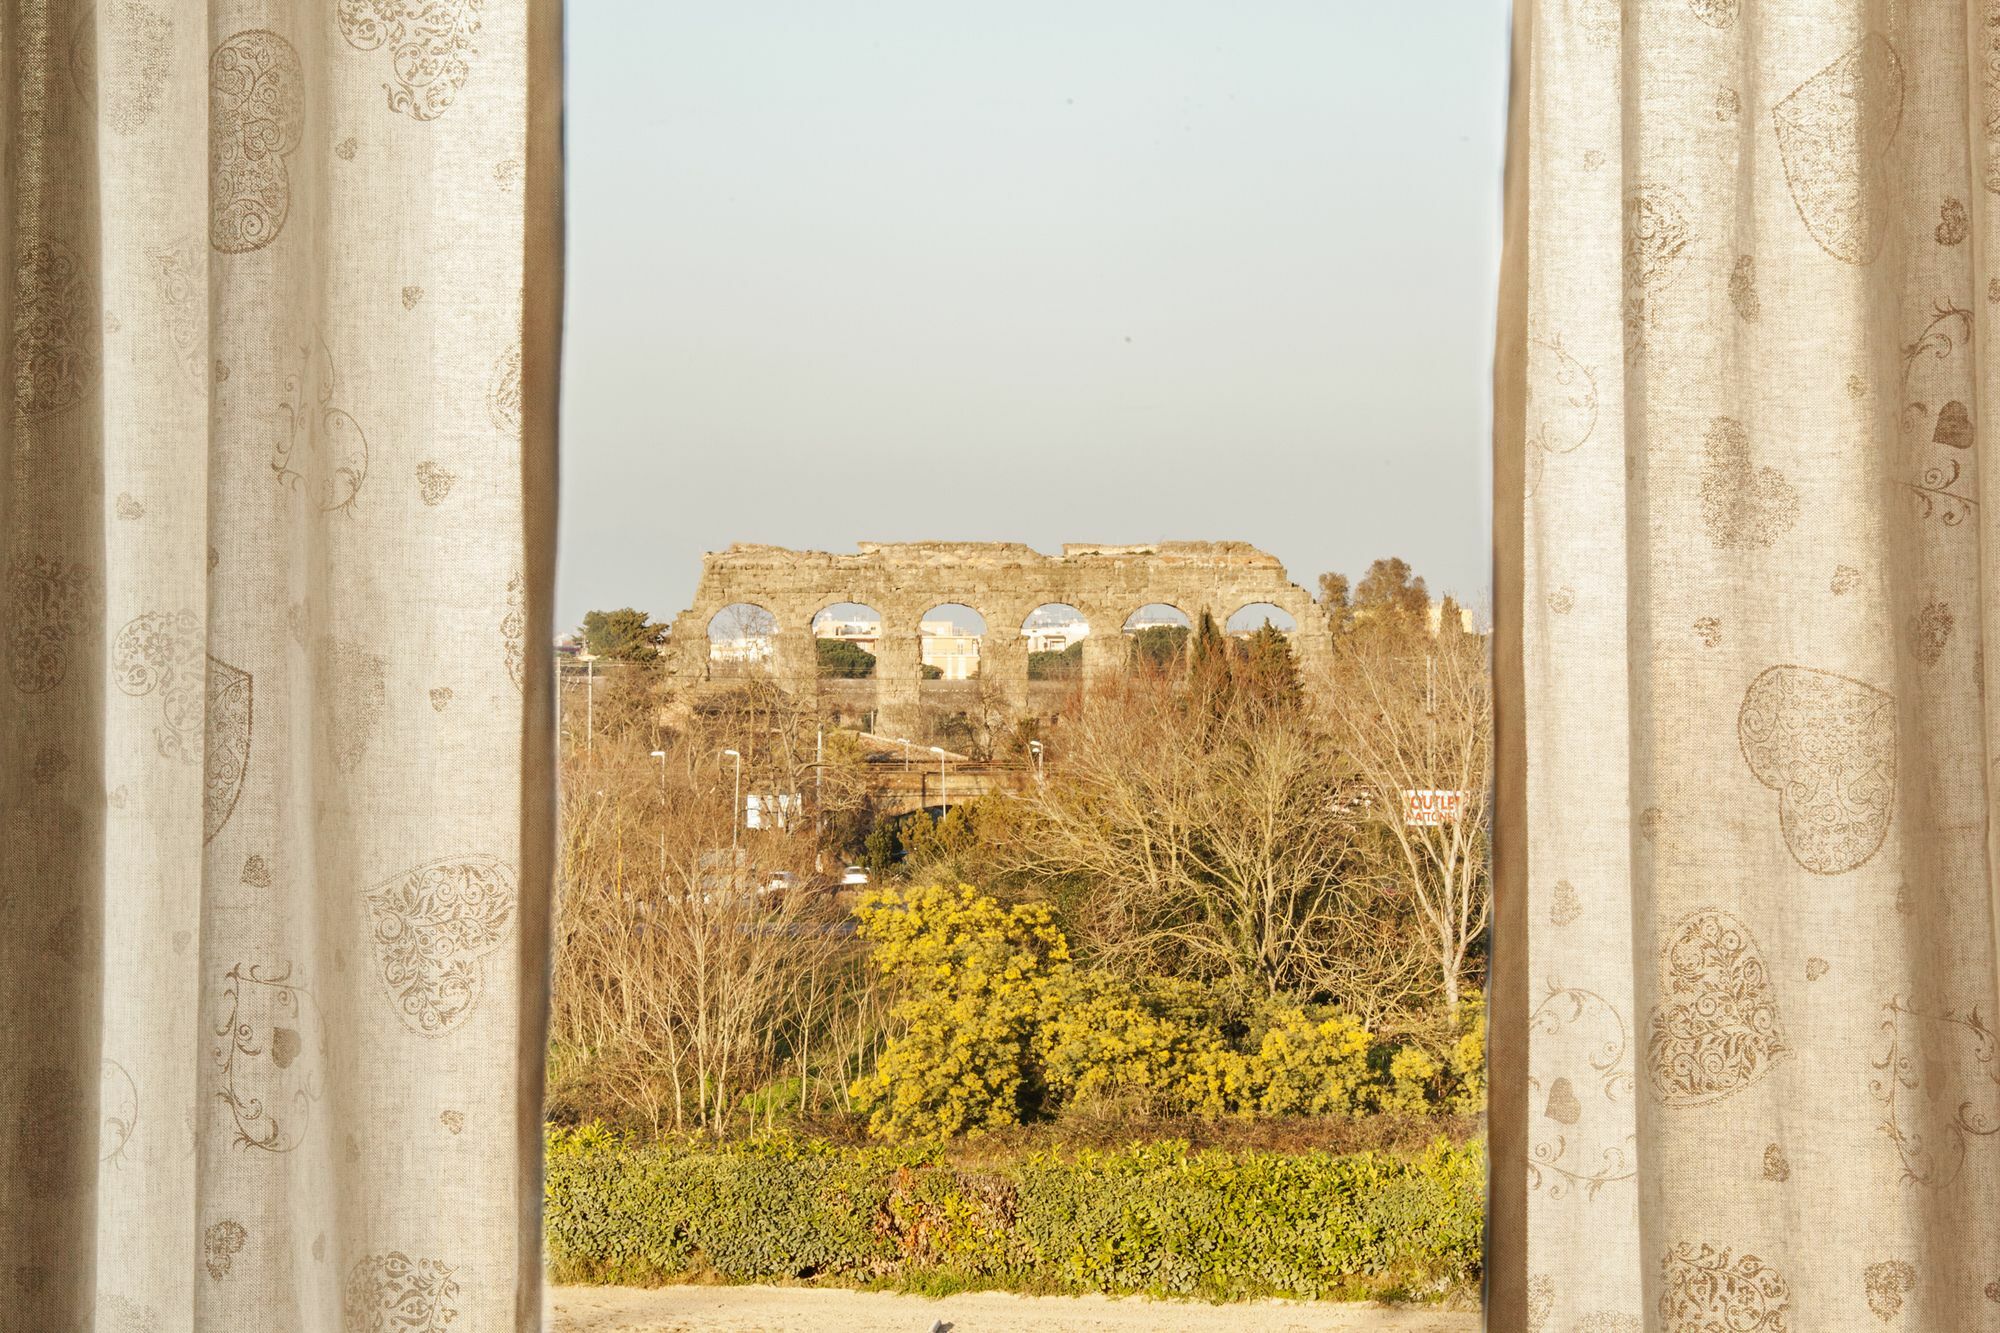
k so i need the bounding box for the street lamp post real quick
[929,746,947,818]
[723,748,742,880]
[649,749,667,874]
[1028,739,1044,782]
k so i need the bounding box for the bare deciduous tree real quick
[1319,617,1491,1013]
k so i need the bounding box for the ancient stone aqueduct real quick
[662,541,1328,732]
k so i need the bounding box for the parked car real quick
[761,871,795,895]
[841,865,869,886]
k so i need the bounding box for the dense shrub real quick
[546,1124,1483,1300]
[849,885,1486,1136]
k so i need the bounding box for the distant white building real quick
[813,618,880,655]
[1024,619,1089,654]
[709,636,772,664]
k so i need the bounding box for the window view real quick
[552,6,1506,1328]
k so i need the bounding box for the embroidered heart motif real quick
[1739,666,1896,874]
[172,929,191,955]
[367,855,517,1035]
[1773,35,1905,264]
[1762,1143,1790,1181]
[1544,1077,1582,1125]
[335,137,357,161]
[115,493,144,520]
[1806,958,1829,982]
[439,1109,464,1135]
[415,460,455,506]
[1647,908,1790,1105]
[401,285,423,310]
[1864,1260,1915,1320]
[1549,880,1582,926]
[1699,417,1798,549]
[241,855,271,888]
[1935,399,1974,448]
[270,1026,301,1070]
[203,1220,247,1280]
[429,686,453,712]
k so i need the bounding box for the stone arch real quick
[1022,603,1088,681]
[706,601,777,677]
[809,600,882,679]
[1226,601,1298,635]
[917,603,985,680]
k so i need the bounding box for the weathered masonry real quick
[662,541,1329,732]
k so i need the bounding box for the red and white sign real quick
[1403,789,1465,826]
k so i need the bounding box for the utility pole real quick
[723,748,742,882]
[649,748,666,874]
[586,657,595,758]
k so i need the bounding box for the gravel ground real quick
[550,1284,1480,1333]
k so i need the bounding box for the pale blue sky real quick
[561,3,1510,631]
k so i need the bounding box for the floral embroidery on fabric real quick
[1772,35,1904,265]
[275,331,371,514]
[7,553,94,692]
[1524,336,1596,499]
[1728,254,1760,322]
[69,0,172,136]
[1761,1143,1789,1181]
[1864,1260,1915,1321]
[101,1294,161,1333]
[1687,0,1736,28]
[113,611,253,843]
[343,1252,460,1332]
[1528,984,1636,1197]
[503,572,526,692]
[1698,417,1798,550]
[1622,185,1695,350]
[213,963,321,1151]
[336,0,483,121]
[488,342,523,434]
[416,459,456,505]
[319,636,386,774]
[1646,909,1789,1106]
[144,236,207,387]
[100,1058,137,1163]
[1936,197,1970,245]
[1737,666,1895,874]
[1872,996,2000,1188]
[1900,302,1975,458]
[1659,1243,1789,1331]
[12,236,99,419]
[1909,601,1952,667]
[203,1219,247,1280]
[367,855,518,1035]
[209,30,305,254]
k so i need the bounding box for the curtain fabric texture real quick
[0,2,561,1329]
[1495,1,2000,1327]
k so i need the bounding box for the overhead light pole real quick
[1028,739,1044,782]
[930,745,947,818]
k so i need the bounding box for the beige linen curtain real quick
[0,2,561,1329]
[1494,0,2000,1327]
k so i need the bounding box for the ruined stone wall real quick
[662,541,1329,733]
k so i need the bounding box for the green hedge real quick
[545,1125,1482,1301]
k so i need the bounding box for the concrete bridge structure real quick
[661,541,1329,735]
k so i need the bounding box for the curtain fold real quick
[1495,0,2000,1326]
[0,2,562,1328]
